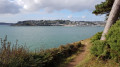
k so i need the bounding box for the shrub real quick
[106,20,120,62]
[90,40,110,59]
[91,32,102,43]
[91,40,105,56]
[91,20,120,61]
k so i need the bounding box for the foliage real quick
[91,40,105,56]
[106,20,120,62]
[90,32,102,43]
[0,36,83,67]
[0,36,29,67]
[93,0,114,15]
[91,20,120,62]
[92,0,119,20]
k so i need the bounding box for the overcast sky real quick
[0,0,105,23]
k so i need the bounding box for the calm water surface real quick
[0,25,104,50]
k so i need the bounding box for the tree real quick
[100,0,120,40]
[93,0,114,15]
[93,0,120,20]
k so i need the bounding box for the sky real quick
[0,0,105,23]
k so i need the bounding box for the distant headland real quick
[11,20,105,26]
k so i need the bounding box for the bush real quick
[91,20,120,61]
[106,20,120,62]
[91,32,102,43]
[90,40,110,59]
[91,40,105,56]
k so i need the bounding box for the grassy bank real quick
[0,36,84,67]
[76,39,119,67]
[76,20,120,67]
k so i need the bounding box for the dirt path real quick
[66,39,90,67]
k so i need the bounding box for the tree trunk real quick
[101,0,120,40]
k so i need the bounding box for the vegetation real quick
[90,32,102,43]
[99,0,120,40]
[93,0,120,20]
[0,36,83,67]
[93,0,114,15]
[90,20,120,62]
[76,38,120,67]
[106,20,120,61]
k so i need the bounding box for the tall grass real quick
[0,36,83,67]
[0,36,29,67]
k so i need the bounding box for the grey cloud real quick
[0,0,105,14]
[0,0,21,14]
[18,0,105,13]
